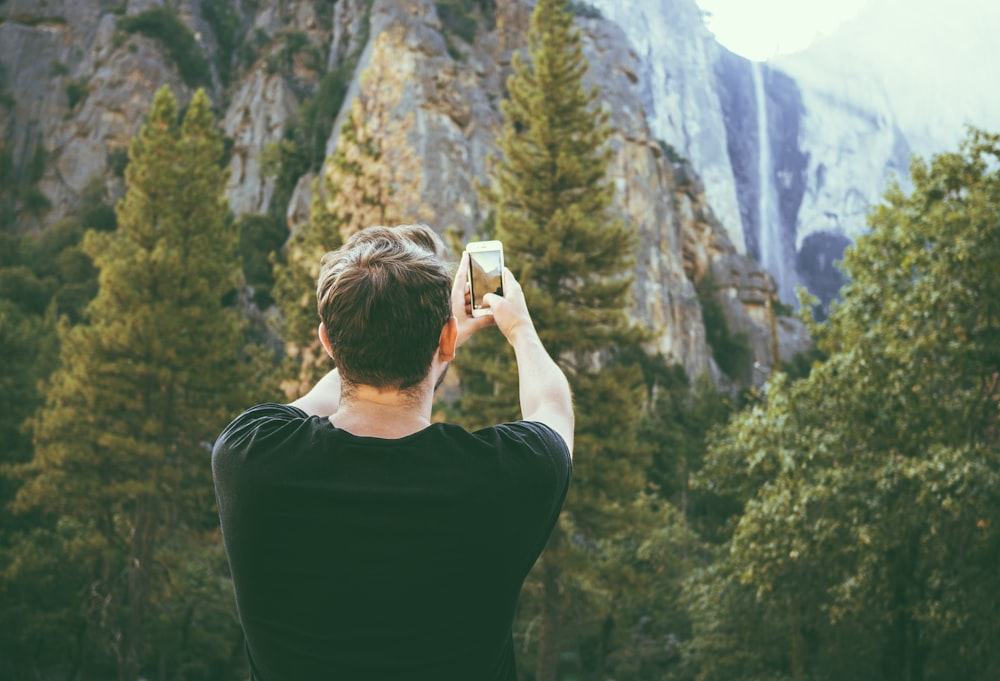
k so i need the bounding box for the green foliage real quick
[237,27,271,67]
[691,128,1000,681]
[11,181,116,321]
[107,145,130,177]
[6,13,68,27]
[261,64,353,221]
[15,185,51,219]
[3,86,250,679]
[773,297,796,317]
[262,6,367,222]
[299,65,354,171]
[118,8,211,88]
[0,189,116,681]
[25,143,47,184]
[65,77,89,110]
[569,1,603,19]
[657,138,688,164]
[236,212,287,308]
[697,274,752,381]
[0,63,14,109]
[200,0,240,85]
[1,145,54,223]
[264,29,323,75]
[435,0,495,45]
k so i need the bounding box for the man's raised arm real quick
[482,269,574,455]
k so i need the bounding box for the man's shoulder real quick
[462,420,572,487]
[212,403,311,467]
[481,420,571,458]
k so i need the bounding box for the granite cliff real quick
[590,0,1000,311]
[0,0,809,385]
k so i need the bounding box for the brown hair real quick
[316,225,452,391]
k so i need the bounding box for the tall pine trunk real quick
[122,495,158,681]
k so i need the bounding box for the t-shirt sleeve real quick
[211,403,310,506]
[483,420,573,574]
[493,420,572,498]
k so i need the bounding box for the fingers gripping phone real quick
[466,240,504,317]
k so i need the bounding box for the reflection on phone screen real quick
[470,251,503,309]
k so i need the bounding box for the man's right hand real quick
[482,268,536,346]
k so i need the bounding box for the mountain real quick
[591,0,1000,310]
[790,0,1000,160]
[26,0,972,384]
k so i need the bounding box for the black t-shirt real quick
[212,404,572,681]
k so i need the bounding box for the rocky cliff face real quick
[0,0,808,384]
[590,0,1000,313]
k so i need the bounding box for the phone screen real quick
[469,249,503,311]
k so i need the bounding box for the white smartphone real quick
[465,240,504,317]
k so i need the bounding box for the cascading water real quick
[752,61,789,303]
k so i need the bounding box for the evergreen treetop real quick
[11,85,248,681]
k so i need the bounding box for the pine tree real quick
[11,86,248,681]
[273,31,431,397]
[454,1,651,678]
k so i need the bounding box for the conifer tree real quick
[11,86,248,681]
[273,32,431,397]
[455,1,651,678]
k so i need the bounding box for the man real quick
[212,225,574,680]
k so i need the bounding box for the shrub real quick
[697,275,752,381]
[66,78,89,110]
[435,0,495,47]
[569,1,602,19]
[118,8,210,87]
[17,186,52,219]
[237,213,287,308]
[107,147,129,178]
[200,0,240,85]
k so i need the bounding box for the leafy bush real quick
[0,64,13,108]
[262,55,355,220]
[107,147,129,177]
[200,0,241,85]
[118,8,210,87]
[65,78,89,110]
[435,0,494,46]
[773,298,795,317]
[569,1,602,19]
[657,138,688,164]
[237,213,287,308]
[17,186,51,219]
[697,275,752,381]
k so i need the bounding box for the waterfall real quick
[752,61,788,302]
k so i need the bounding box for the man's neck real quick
[329,382,435,439]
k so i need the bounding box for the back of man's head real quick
[316,225,452,391]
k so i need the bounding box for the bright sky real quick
[695,0,869,60]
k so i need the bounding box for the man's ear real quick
[439,316,458,362]
[318,322,334,359]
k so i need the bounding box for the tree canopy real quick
[692,128,1000,681]
[3,86,250,681]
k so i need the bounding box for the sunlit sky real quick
[694,0,869,60]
